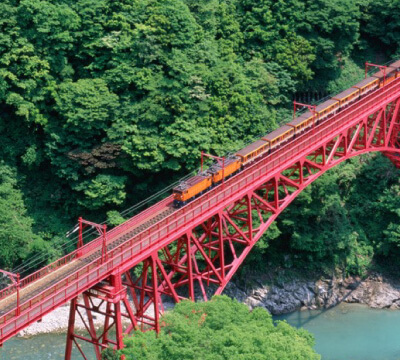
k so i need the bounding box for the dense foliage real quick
[102,296,320,360]
[0,0,399,276]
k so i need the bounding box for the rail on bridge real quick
[1,75,400,360]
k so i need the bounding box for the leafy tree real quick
[360,0,400,58]
[0,163,47,269]
[17,0,80,79]
[238,0,315,83]
[49,78,120,179]
[105,0,282,180]
[325,57,364,94]
[110,296,320,360]
[286,0,360,90]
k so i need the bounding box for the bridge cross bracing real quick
[0,77,400,359]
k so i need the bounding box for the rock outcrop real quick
[223,273,400,315]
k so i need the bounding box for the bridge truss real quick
[0,78,400,359]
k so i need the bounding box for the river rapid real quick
[1,303,400,359]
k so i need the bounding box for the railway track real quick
[0,205,176,317]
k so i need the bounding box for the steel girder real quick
[65,275,135,360]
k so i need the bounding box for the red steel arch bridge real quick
[1,75,400,360]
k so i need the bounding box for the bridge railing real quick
[20,252,78,289]
[0,196,174,303]
[1,77,400,340]
[0,286,17,302]
[0,252,79,302]
[79,195,173,258]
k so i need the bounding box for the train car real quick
[389,60,400,79]
[315,99,340,122]
[373,64,399,87]
[332,87,360,108]
[209,156,241,183]
[235,139,269,165]
[173,174,212,207]
[287,111,315,133]
[352,76,379,97]
[262,125,294,148]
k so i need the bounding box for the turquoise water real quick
[274,303,400,360]
[0,333,96,360]
[2,303,400,359]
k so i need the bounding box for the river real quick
[1,303,400,359]
[0,333,96,360]
[275,303,400,360]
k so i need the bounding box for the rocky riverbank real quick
[223,272,400,315]
[18,299,174,337]
[18,272,400,337]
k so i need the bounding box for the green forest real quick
[1,0,400,279]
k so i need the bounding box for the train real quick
[172,59,400,208]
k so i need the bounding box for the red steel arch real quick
[0,78,400,359]
[124,79,400,333]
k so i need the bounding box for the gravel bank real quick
[18,297,174,337]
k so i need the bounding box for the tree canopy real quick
[102,296,320,360]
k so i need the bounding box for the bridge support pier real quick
[65,274,136,360]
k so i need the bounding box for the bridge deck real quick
[0,197,174,318]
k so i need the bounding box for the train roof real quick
[208,156,238,171]
[288,110,314,127]
[352,76,378,89]
[236,139,267,157]
[316,99,339,112]
[263,125,293,141]
[389,59,400,70]
[332,87,359,100]
[173,175,210,192]
[373,66,397,80]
